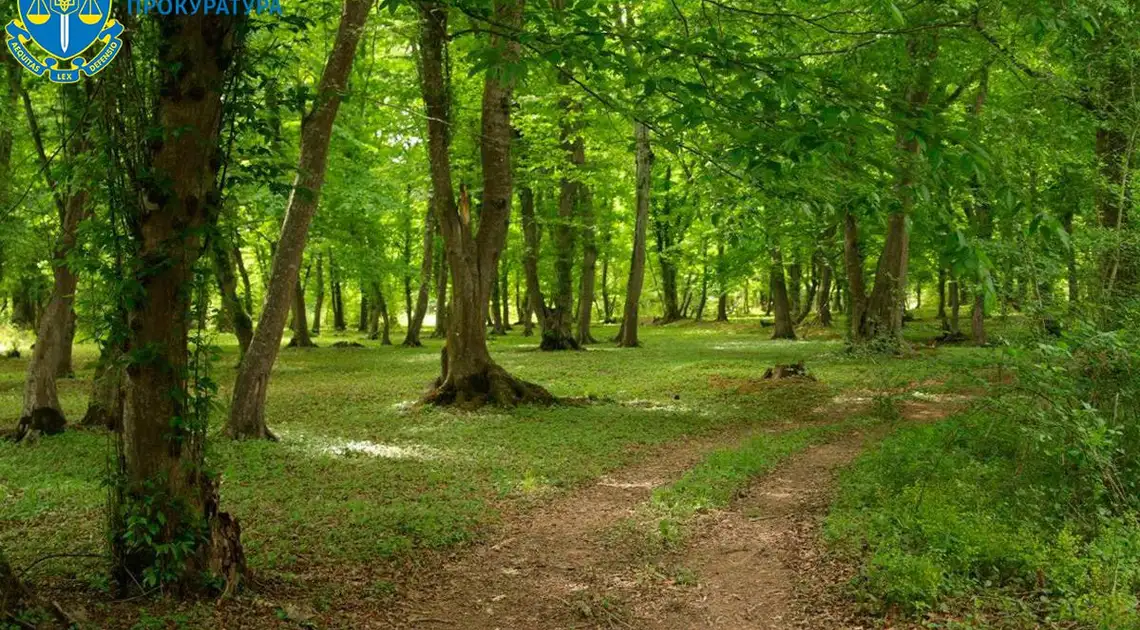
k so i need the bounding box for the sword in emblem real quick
[60,12,70,53]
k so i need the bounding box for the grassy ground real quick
[0,314,1013,627]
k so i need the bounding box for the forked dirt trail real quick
[392,427,766,628]
[393,397,958,629]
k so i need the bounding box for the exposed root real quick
[422,364,557,409]
[286,337,319,349]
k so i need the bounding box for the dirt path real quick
[632,433,869,629]
[390,426,777,629]
[391,397,959,630]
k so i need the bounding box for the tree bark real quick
[817,258,833,326]
[403,205,435,347]
[211,237,254,358]
[80,346,123,431]
[369,281,392,345]
[113,12,247,593]
[312,253,324,335]
[769,249,796,340]
[576,188,598,344]
[228,0,372,440]
[430,237,448,338]
[417,0,552,407]
[330,249,346,331]
[653,165,682,323]
[544,123,582,350]
[619,121,652,347]
[787,262,802,317]
[287,278,316,347]
[844,208,868,338]
[519,187,543,338]
[20,81,92,424]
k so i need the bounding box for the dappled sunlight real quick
[276,429,447,460]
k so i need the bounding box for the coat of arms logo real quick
[5,0,123,83]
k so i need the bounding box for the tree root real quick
[422,364,556,409]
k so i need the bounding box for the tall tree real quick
[112,12,248,592]
[618,121,652,347]
[417,0,551,406]
[228,0,373,440]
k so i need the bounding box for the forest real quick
[0,0,1138,628]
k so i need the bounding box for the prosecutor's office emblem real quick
[5,0,123,83]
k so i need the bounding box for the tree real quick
[417,0,552,406]
[111,12,248,592]
[228,0,374,440]
[618,121,652,347]
[403,205,435,347]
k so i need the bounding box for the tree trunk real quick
[403,205,435,347]
[228,0,372,440]
[80,346,123,431]
[369,282,392,345]
[287,278,316,347]
[113,12,247,593]
[20,80,92,424]
[967,70,991,346]
[402,205,414,329]
[417,0,552,407]
[431,238,448,338]
[312,253,324,335]
[358,283,369,332]
[211,237,254,358]
[844,208,868,338]
[787,262,802,317]
[575,188,598,345]
[490,261,506,335]
[619,121,652,347]
[855,30,937,348]
[769,249,796,340]
[520,186,546,340]
[544,127,582,351]
[330,250,346,331]
[818,258,833,326]
[500,257,512,331]
[654,165,682,323]
[938,268,948,328]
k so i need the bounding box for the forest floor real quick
[0,316,1012,629]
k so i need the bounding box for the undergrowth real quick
[827,322,1140,628]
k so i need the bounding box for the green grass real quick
[0,315,1003,622]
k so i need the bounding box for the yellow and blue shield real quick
[6,0,123,82]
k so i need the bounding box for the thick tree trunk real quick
[418,0,552,407]
[967,70,991,346]
[769,249,796,340]
[619,122,652,347]
[287,279,316,347]
[211,237,254,357]
[228,0,372,440]
[113,12,247,593]
[576,189,598,345]
[312,253,324,335]
[403,205,435,347]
